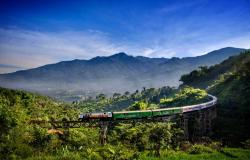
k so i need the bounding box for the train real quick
[79,94,217,121]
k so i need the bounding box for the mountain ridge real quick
[0,47,245,100]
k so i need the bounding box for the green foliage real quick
[96,93,106,101]
[0,87,79,159]
[1,87,250,159]
[127,101,148,110]
[110,123,150,151]
[242,139,250,149]
[179,51,250,146]
[0,104,17,139]
[188,144,214,154]
[109,122,184,157]
[0,87,183,159]
[218,148,250,159]
[160,86,208,107]
[139,148,250,160]
[180,50,250,89]
[207,53,250,145]
[74,86,175,112]
[148,123,172,156]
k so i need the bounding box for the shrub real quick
[180,141,192,151]
[188,144,214,154]
[242,139,250,149]
[160,86,208,107]
[209,141,222,150]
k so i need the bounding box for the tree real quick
[0,105,17,140]
[96,94,106,101]
[113,93,121,99]
[124,91,130,96]
[111,123,148,152]
[149,123,172,156]
[128,101,147,111]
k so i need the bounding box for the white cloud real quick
[0,27,249,74]
[0,28,126,71]
[140,47,176,58]
[0,27,180,73]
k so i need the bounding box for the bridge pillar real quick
[99,121,108,145]
[180,114,189,140]
[193,107,216,140]
[181,107,216,141]
[62,119,70,141]
[193,111,203,139]
[203,108,215,136]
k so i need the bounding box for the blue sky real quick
[0,0,250,73]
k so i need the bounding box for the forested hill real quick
[0,87,78,121]
[0,47,245,99]
[180,50,250,145]
[180,50,250,89]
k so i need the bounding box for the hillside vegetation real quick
[74,86,176,112]
[0,88,79,158]
[1,87,250,159]
[180,50,250,145]
[160,87,208,107]
[180,50,250,89]
[127,86,209,111]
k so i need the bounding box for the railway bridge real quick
[32,94,217,145]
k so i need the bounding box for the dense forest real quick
[1,51,250,159]
[180,50,250,146]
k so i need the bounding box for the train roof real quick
[80,94,217,115]
[113,110,152,114]
[152,107,180,111]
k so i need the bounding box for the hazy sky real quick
[0,0,250,73]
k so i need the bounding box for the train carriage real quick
[152,107,182,117]
[182,104,201,113]
[79,112,112,120]
[112,110,152,120]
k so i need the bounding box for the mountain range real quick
[0,47,246,99]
